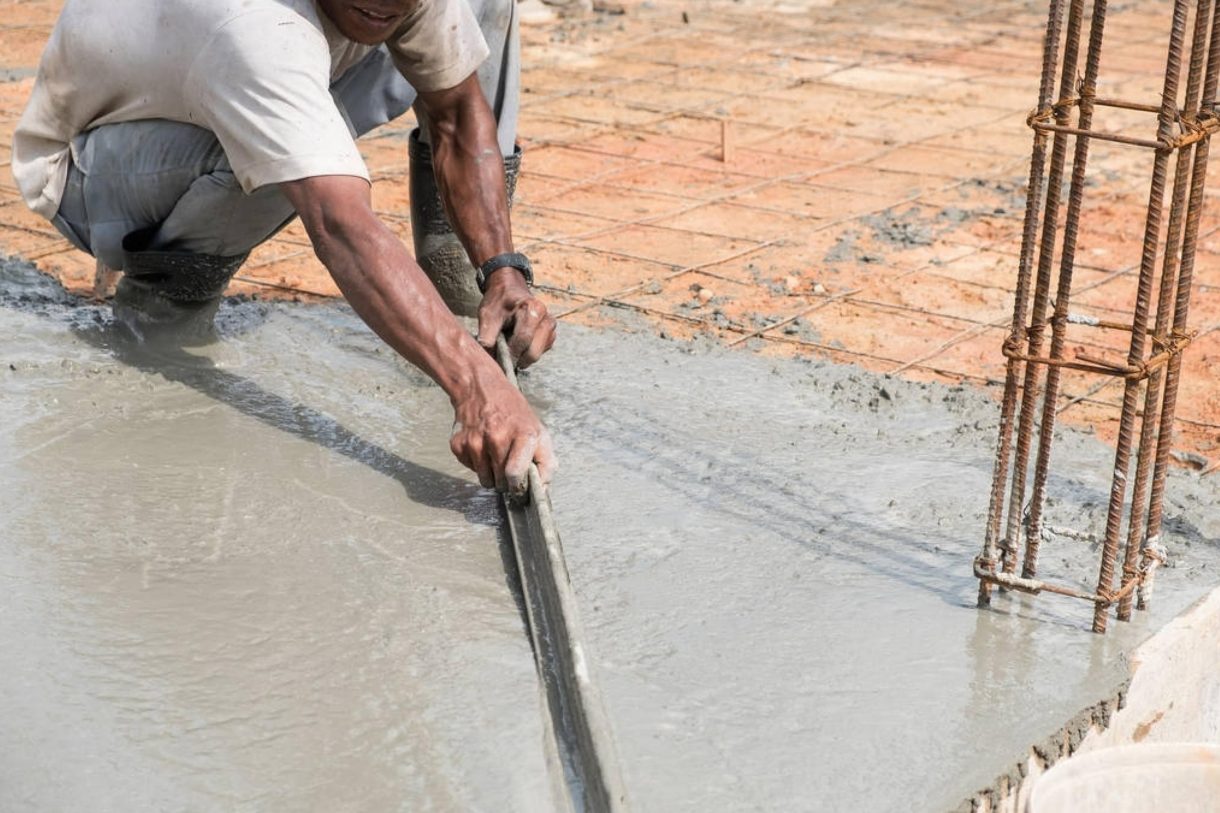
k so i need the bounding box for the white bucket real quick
[1027,743,1220,813]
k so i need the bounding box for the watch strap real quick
[477,252,534,293]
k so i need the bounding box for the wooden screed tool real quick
[494,336,629,813]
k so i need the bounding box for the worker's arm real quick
[415,73,556,368]
[280,175,556,492]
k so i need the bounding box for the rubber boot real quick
[112,230,247,344]
[409,129,521,317]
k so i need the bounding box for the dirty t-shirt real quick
[11,0,489,220]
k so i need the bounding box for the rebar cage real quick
[976,0,1219,633]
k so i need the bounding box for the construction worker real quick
[11,0,557,494]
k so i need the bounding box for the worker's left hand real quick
[476,270,557,368]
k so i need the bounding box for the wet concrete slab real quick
[3,257,1220,811]
[532,328,1220,812]
[0,262,550,811]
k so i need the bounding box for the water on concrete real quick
[3,257,1220,812]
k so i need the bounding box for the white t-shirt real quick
[12,0,489,219]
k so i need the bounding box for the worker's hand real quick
[450,375,558,494]
[477,270,557,369]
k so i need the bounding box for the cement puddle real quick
[2,258,1220,811]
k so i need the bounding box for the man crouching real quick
[12,0,557,494]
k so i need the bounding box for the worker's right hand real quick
[280,173,555,492]
[476,270,557,370]
[449,376,557,495]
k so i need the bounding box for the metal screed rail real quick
[975,0,1220,633]
[495,337,630,812]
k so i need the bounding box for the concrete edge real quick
[955,583,1220,813]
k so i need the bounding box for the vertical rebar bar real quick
[979,0,1070,606]
[1093,0,1193,634]
[977,0,1218,630]
[1021,0,1111,579]
[1001,0,1089,579]
[1118,0,1213,622]
[1141,2,1220,611]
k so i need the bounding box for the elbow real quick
[279,175,388,273]
[425,112,463,160]
[303,201,377,268]
[419,78,487,152]
[307,216,344,269]
[306,223,343,272]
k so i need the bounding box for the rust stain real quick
[1133,709,1166,742]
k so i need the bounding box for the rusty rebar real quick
[1091,0,1193,635]
[1142,1,1220,612]
[1118,0,1216,622]
[977,0,1218,632]
[1022,0,1111,579]
[1027,118,1220,150]
[997,0,1089,582]
[979,0,1071,607]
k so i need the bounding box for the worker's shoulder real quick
[184,0,334,73]
[56,0,317,33]
[51,0,328,58]
[200,0,330,44]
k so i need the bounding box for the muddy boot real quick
[409,128,521,317]
[112,240,247,345]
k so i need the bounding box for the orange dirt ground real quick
[2,0,1220,469]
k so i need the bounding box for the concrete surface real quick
[3,257,1220,811]
[1080,585,1220,750]
[0,260,553,811]
[536,320,1220,811]
[980,584,1220,812]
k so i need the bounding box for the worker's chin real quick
[341,22,397,44]
[337,18,397,43]
[326,5,404,45]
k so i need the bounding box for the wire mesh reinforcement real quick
[976,0,1219,633]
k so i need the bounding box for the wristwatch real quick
[477,252,534,293]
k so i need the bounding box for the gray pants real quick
[52,0,520,274]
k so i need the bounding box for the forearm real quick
[425,81,513,269]
[312,216,499,404]
[416,74,557,369]
[281,173,555,490]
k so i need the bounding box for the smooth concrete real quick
[532,324,1220,813]
[3,257,1220,812]
[0,261,551,811]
